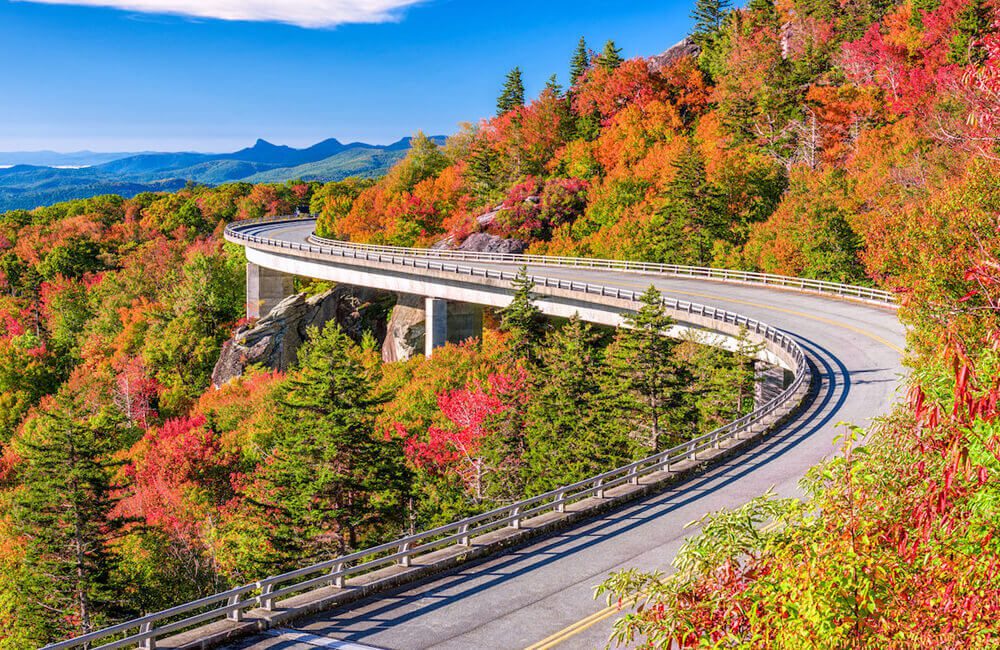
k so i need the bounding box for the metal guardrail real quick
[296,225,895,307]
[46,216,812,650]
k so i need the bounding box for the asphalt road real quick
[223,221,906,650]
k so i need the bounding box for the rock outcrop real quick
[431,206,528,255]
[382,294,426,363]
[212,286,387,387]
[649,37,701,72]
[457,232,528,255]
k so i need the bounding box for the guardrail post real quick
[628,466,639,485]
[260,582,275,611]
[331,562,346,588]
[556,491,567,513]
[511,507,522,530]
[398,542,412,567]
[595,478,605,499]
[459,523,471,546]
[139,622,155,650]
[226,594,243,622]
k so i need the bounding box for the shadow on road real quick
[227,334,863,649]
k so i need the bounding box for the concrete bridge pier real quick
[247,262,295,320]
[425,298,484,356]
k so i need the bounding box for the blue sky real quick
[0,0,696,152]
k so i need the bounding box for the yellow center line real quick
[524,601,628,650]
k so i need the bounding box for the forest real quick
[0,0,998,644]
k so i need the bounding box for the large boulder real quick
[212,286,387,387]
[458,232,528,255]
[382,294,426,363]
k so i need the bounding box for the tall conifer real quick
[12,394,127,643]
[570,36,590,86]
[496,67,526,116]
[605,286,684,452]
[252,323,409,563]
[524,316,630,493]
[599,40,624,70]
[499,267,548,365]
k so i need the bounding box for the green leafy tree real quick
[497,67,526,116]
[605,286,684,452]
[10,393,128,644]
[948,0,993,65]
[499,267,549,365]
[250,323,409,564]
[684,329,762,435]
[386,131,450,195]
[598,40,624,70]
[524,316,631,493]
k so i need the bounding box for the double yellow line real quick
[524,601,628,650]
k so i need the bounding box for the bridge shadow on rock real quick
[227,336,859,649]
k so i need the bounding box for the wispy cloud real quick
[17,0,426,27]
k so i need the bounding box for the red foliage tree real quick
[403,371,527,500]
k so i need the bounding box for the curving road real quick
[221,219,905,650]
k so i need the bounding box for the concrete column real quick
[755,361,791,408]
[425,298,449,357]
[246,262,295,320]
[446,302,484,346]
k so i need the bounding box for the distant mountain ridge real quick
[0,135,446,212]
[0,150,155,168]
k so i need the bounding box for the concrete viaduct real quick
[45,216,905,650]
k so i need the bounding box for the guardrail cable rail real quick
[47,215,832,650]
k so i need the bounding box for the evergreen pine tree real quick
[253,323,409,563]
[544,73,563,96]
[691,0,732,74]
[465,137,504,203]
[640,143,724,265]
[598,40,624,70]
[11,393,127,643]
[691,0,732,45]
[499,267,549,365]
[685,328,762,435]
[605,286,684,452]
[496,67,526,116]
[524,316,631,493]
[570,36,590,86]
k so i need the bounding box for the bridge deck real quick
[218,220,904,650]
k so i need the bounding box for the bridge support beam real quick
[755,361,792,408]
[246,262,294,320]
[424,298,484,358]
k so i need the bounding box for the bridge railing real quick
[45,218,811,650]
[292,226,895,306]
[231,215,897,305]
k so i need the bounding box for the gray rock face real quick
[458,232,528,255]
[212,286,386,387]
[382,294,427,363]
[649,37,701,72]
